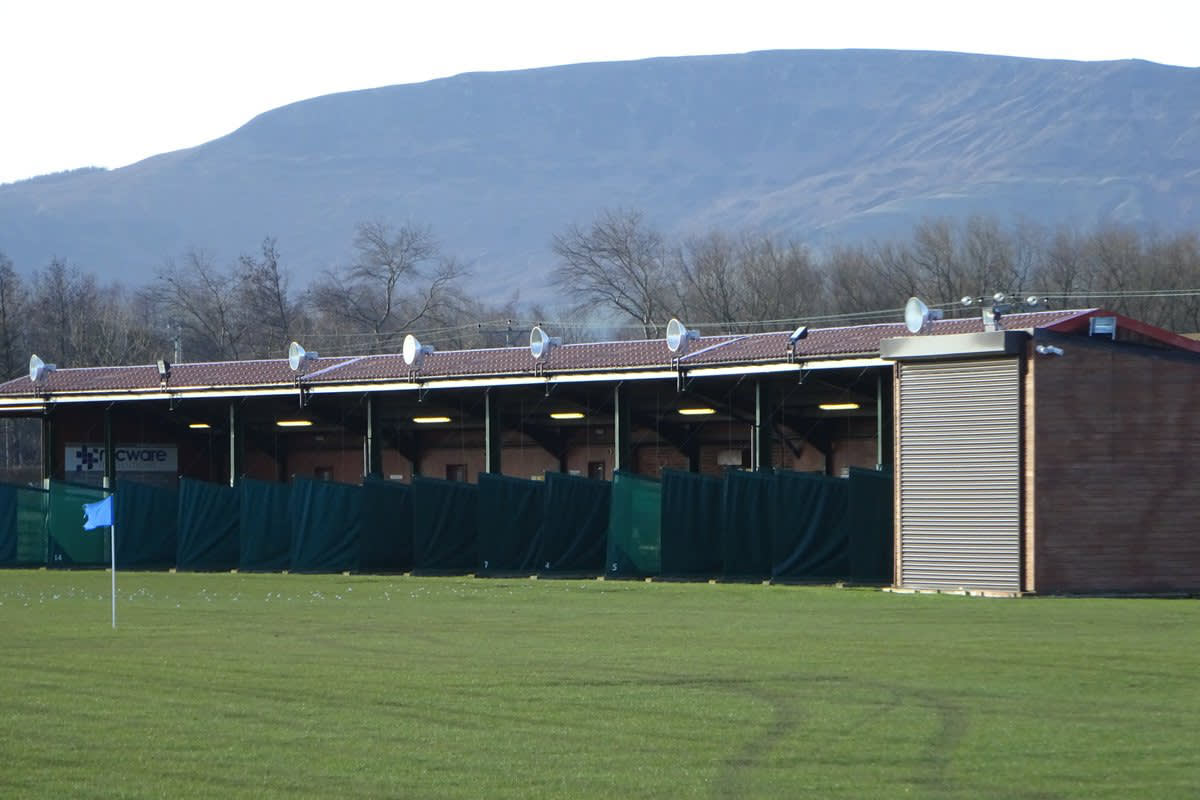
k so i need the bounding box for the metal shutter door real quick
[898,358,1021,592]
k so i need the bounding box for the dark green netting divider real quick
[721,471,773,579]
[114,479,179,568]
[476,473,544,575]
[847,468,894,583]
[16,487,49,565]
[771,471,849,580]
[538,472,611,574]
[290,478,363,573]
[605,470,661,578]
[0,484,41,564]
[0,482,22,563]
[660,470,724,577]
[412,477,478,572]
[176,479,240,571]
[239,479,292,571]
[0,484,15,563]
[361,478,414,572]
[47,481,107,566]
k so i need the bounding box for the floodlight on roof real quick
[29,354,56,383]
[402,334,435,368]
[287,341,318,372]
[156,358,171,380]
[530,326,560,360]
[666,318,699,354]
[904,297,932,334]
[788,325,808,343]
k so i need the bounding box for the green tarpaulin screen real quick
[0,483,15,563]
[605,470,661,578]
[290,478,364,573]
[476,473,544,575]
[412,477,478,572]
[361,478,414,572]
[114,479,178,568]
[176,478,240,571]
[537,471,611,574]
[0,483,48,566]
[47,481,107,566]
[239,479,292,571]
[847,467,894,583]
[659,469,724,576]
[771,471,849,580]
[721,470,773,579]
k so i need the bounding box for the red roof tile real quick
[0,309,1103,398]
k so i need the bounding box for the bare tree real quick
[963,215,1017,298]
[910,218,963,303]
[736,236,825,329]
[674,232,739,326]
[152,249,249,361]
[311,221,462,353]
[551,209,672,337]
[0,252,27,379]
[1041,226,1092,304]
[237,237,304,358]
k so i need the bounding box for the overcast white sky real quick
[1,0,1197,185]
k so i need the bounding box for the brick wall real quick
[1030,334,1200,593]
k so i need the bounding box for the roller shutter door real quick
[898,358,1021,592]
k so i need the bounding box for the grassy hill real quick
[2,50,1198,300]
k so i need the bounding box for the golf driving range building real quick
[1,307,1198,595]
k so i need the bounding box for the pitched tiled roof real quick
[0,309,1099,398]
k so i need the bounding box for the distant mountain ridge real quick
[2,49,1198,300]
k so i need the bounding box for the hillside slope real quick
[2,49,1197,298]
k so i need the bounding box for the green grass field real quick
[1,570,1197,799]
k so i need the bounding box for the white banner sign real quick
[66,443,178,473]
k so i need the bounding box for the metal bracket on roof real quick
[417,384,431,403]
[296,380,311,408]
[672,356,694,393]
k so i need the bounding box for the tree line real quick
[1,211,1199,380]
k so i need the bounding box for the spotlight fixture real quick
[402,334,435,368]
[529,326,561,360]
[28,354,56,383]
[287,341,318,372]
[666,318,700,354]
[156,358,171,380]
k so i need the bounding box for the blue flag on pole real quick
[83,496,113,530]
